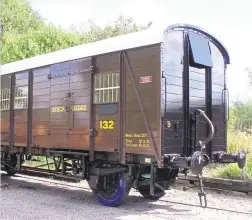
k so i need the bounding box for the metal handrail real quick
[196,109,215,148]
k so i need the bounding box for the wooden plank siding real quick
[91,44,161,156]
[124,45,161,156]
[1,44,161,160]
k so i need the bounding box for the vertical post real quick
[27,70,33,154]
[223,64,228,149]
[16,153,21,172]
[89,58,95,161]
[9,73,15,151]
[119,51,125,164]
[61,155,65,175]
[150,163,155,195]
[82,155,86,179]
[205,67,213,159]
[182,32,190,156]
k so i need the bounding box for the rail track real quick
[13,165,252,195]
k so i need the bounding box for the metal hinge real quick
[89,128,97,137]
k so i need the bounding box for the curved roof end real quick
[163,23,230,64]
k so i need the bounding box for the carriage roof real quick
[0,24,230,76]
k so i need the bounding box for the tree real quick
[1,0,147,64]
[228,99,252,134]
[1,0,83,63]
[69,15,148,42]
[0,0,45,34]
[1,25,83,63]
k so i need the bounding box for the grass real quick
[22,156,73,171]
[207,161,252,180]
[207,129,252,181]
[23,156,56,170]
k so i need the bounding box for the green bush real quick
[227,130,252,158]
[208,130,252,180]
[209,161,252,180]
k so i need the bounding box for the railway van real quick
[1,23,247,207]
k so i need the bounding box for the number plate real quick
[99,120,114,129]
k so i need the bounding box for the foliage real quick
[69,15,148,42]
[1,0,147,64]
[2,25,83,63]
[23,156,73,170]
[209,99,252,180]
[0,0,44,34]
[207,129,252,180]
[209,161,252,180]
[227,129,252,157]
[228,99,252,134]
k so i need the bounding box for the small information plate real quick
[140,76,152,84]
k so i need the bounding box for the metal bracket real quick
[150,163,155,195]
[89,128,97,137]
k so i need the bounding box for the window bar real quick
[99,75,101,103]
[7,90,8,109]
[116,74,118,102]
[108,74,110,102]
[98,75,100,103]
[94,76,96,103]
[103,75,105,103]
[112,73,114,102]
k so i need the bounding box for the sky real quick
[28,0,252,102]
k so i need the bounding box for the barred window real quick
[14,86,28,109]
[94,72,120,104]
[0,88,10,110]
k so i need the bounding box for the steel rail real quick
[14,166,252,195]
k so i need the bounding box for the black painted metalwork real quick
[183,32,190,156]
[188,31,213,68]
[163,24,230,64]
[205,67,213,159]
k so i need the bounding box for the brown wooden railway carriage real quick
[1,23,247,207]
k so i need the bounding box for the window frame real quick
[93,71,120,104]
[188,31,213,68]
[14,85,28,110]
[0,88,11,111]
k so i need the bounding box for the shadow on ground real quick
[1,172,190,220]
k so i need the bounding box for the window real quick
[14,86,28,109]
[94,72,120,104]
[188,32,213,68]
[0,88,10,110]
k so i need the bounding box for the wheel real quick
[88,172,130,207]
[137,184,166,200]
[4,154,18,176]
[136,167,178,200]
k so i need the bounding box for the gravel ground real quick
[1,171,252,220]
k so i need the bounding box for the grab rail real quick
[195,109,215,148]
